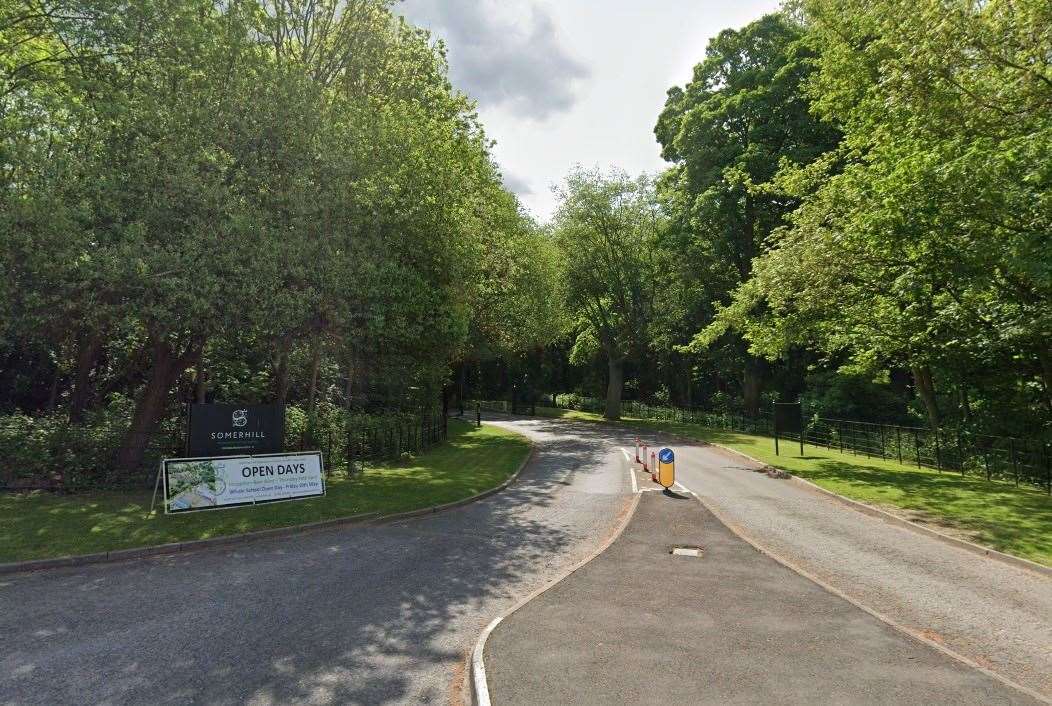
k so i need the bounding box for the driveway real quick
[0,417,634,705]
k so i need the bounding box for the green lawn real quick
[0,419,529,564]
[527,406,1052,567]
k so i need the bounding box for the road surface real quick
[3,415,1048,704]
[0,417,634,705]
[486,481,1041,704]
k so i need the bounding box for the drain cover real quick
[670,546,703,557]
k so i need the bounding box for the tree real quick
[552,168,661,420]
[1,0,555,484]
[703,0,1052,432]
[655,13,839,415]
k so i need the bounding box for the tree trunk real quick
[911,364,939,431]
[47,366,60,413]
[115,336,203,477]
[957,385,971,424]
[457,361,467,416]
[1038,348,1052,414]
[604,355,625,420]
[742,355,765,417]
[306,333,321,420]
[194,362,207,404]
[344,363,354,415]
[69,333,103,423]
[274,337,292,405]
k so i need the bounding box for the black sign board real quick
[773,402,804,456]
[773,402,802,436]
[188,403,285,457]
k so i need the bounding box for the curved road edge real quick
[0,430,537,577]
[470,491,642,706]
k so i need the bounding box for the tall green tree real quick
[706,0,1052,431]
[552,168,661,420]
[655,13,839,415]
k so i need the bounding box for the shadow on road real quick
[0,414,631,705]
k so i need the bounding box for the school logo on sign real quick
[188,403,285,457]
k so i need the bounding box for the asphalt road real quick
[664,439,1052,697]
[486,481,1040,705]
[0,417,634,705]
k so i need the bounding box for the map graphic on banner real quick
[163,452,324,513]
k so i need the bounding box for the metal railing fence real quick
[471,396,1051,494]
[1,407,448,491]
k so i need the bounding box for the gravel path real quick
[665,439,1052,698]
[0,417,632,705]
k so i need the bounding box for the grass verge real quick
[0,419,529,564]
[526,406,1052,567]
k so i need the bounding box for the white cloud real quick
[399,1,783,221]
[398,0,589,120]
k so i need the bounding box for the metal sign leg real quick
[148,462,163,516]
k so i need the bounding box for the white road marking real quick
[673,480,696,496]
[472,616,502,706]
[621,448,639,493]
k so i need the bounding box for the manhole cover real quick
[670,545,703,557]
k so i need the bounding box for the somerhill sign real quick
[150,403,324,515]
[187,403,284,457]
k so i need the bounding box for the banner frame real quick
[162,451,325,515]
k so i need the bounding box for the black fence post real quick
[914,429,921,467]
[1044,442,1051,495]
[1010,438,1018,486]
[896,426,902,465]
[934,430,941,471]
[476,401,481,428]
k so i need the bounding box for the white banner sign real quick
[163,452,325,514]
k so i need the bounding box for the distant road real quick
[0,417,634,705]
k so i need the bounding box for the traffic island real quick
[480,489,1041,705]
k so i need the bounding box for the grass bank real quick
[0,419,529,564]
[527,406,1052,567]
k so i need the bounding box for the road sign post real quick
[658,448,675,489]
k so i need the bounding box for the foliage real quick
[702,0,1051,434]
[653,12,841,416]
[0,0,558,486]
[551,168,663,419]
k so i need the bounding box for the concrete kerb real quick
[0,429,537,577]
[688,490,1052,706]
[469,491,642,706]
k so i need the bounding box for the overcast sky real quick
[397,0,782,222]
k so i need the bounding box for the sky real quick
[397,0,782,222]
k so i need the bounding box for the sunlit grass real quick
[530,406,1052,567]
[0,420,529,563]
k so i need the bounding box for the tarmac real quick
[484,466,1043,705]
